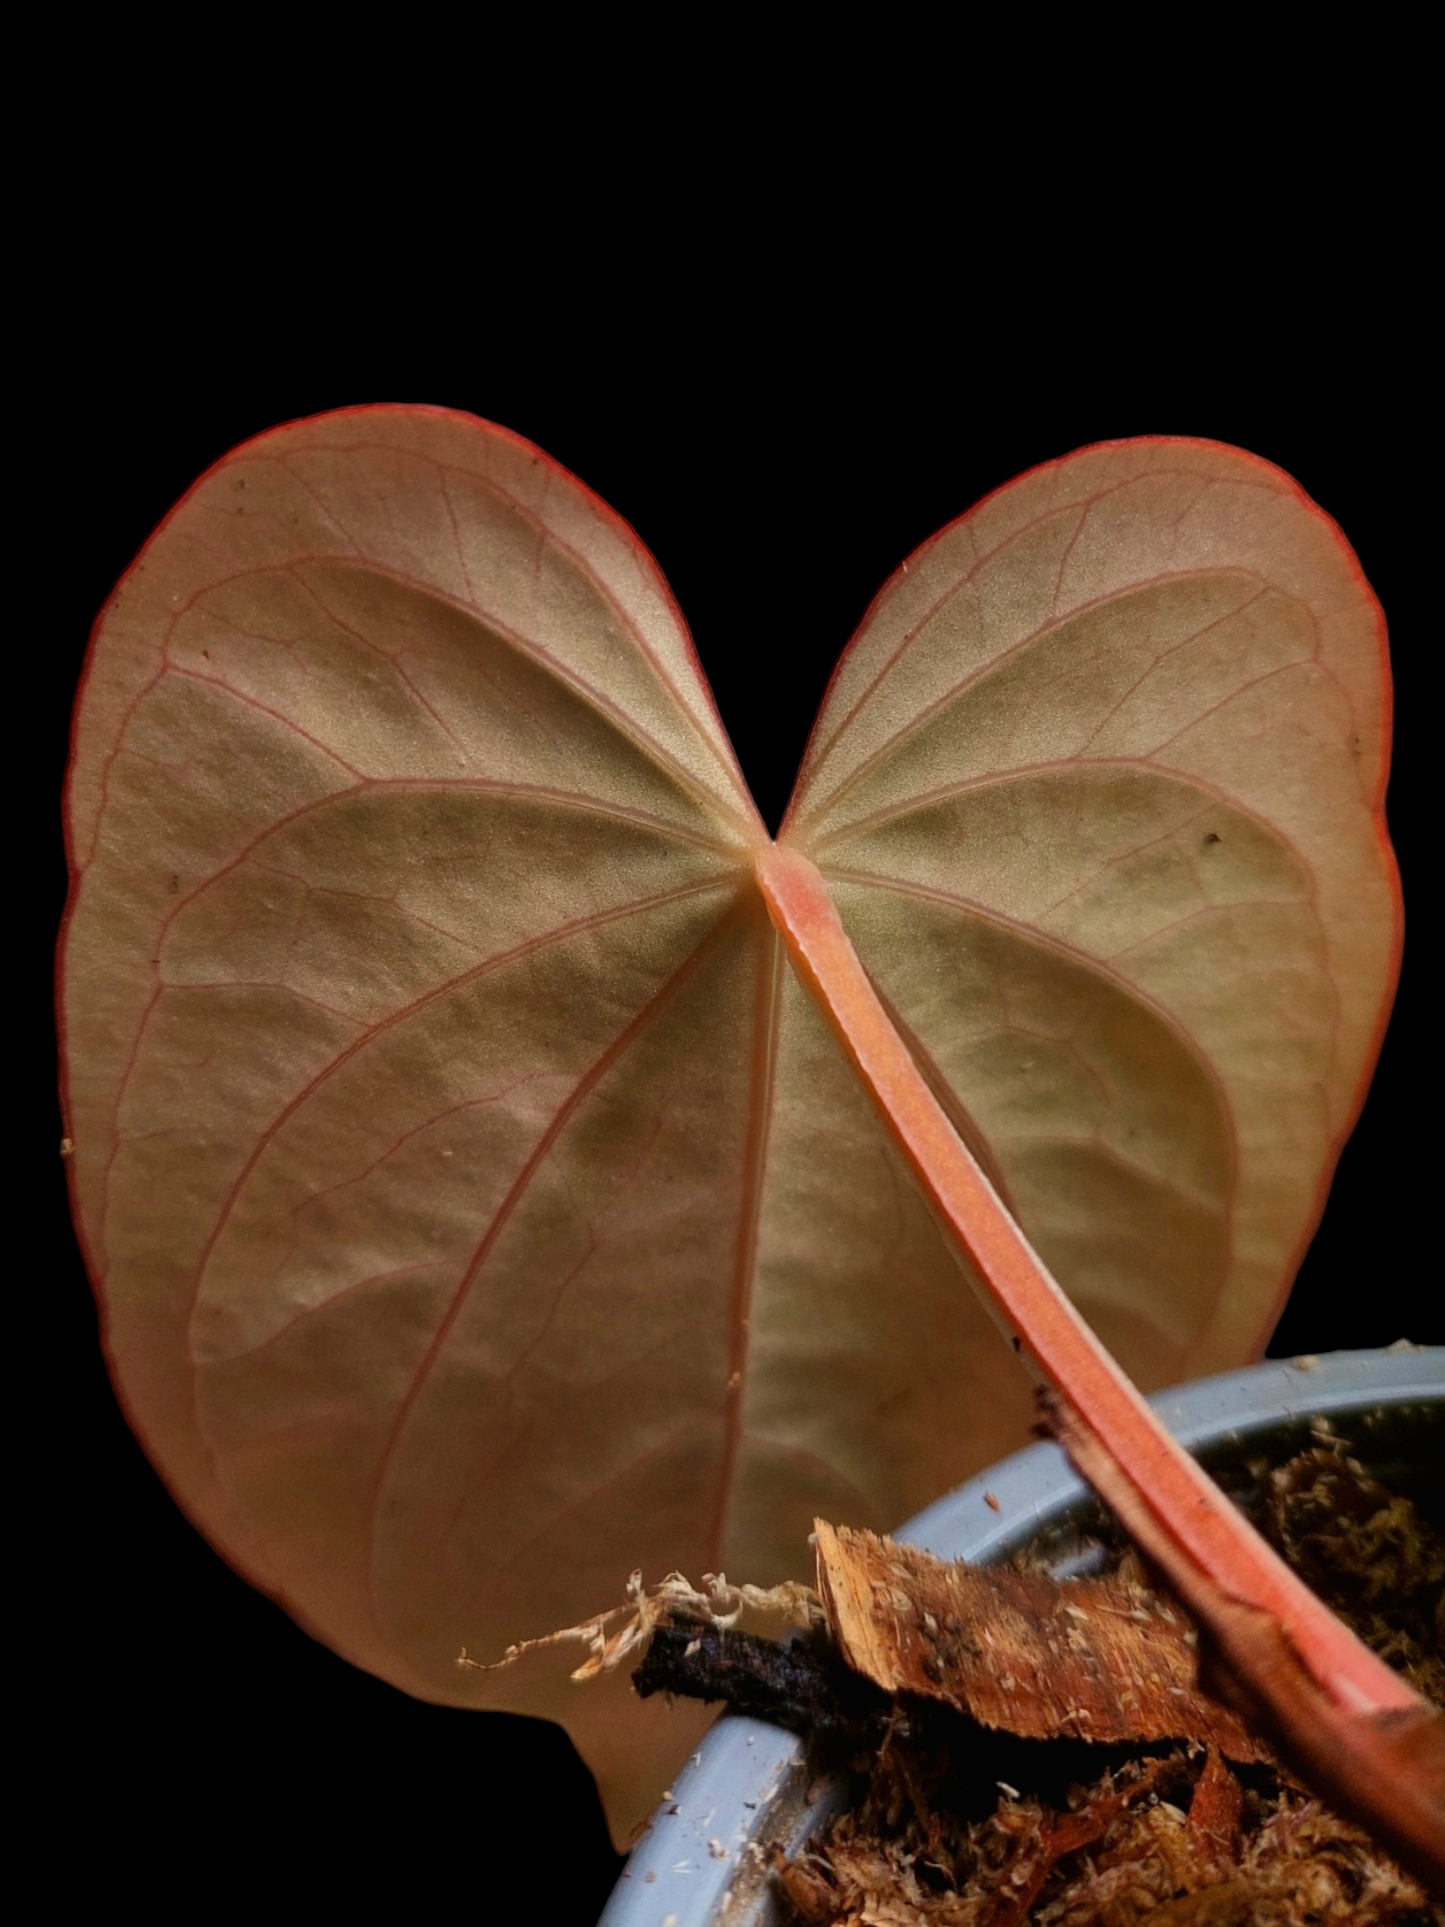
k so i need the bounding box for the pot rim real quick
[598,1345,1444,1927]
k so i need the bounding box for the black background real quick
[44,357,1428,1919]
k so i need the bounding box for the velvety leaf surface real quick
[60,416,1397,1837]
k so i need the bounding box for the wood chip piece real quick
[813,1520,1266,1759]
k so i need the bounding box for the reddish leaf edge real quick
[755,843,1444,1893]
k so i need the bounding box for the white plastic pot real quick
[598,1346,1444,1927]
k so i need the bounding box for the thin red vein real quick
[92,781,740,1253]
[805,756,1323,903]
[167,664,368,775]
[442,1316,717,1575]
[436,465,476,608]
[363,908,738,1610]
[283,432,757,822]
[162,552,753,841]
[418,443,755,815]
[478,1420,880,1603]
[1074,583,1275,755]
[1143,653,1337,762]
[149,775,739,935]
[269,562,472,761]
[792,566,1274,839]
[83,657,179,870]
[208,449,366,554]
[476,1419,717,1600]
[816,864,1243,1204]
[792,466,1235,814]
[994,1132,1228,1212]
[173,875,737,1319]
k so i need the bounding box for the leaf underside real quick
[60,411,1398,1836]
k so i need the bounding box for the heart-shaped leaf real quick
[60,411,1398,1836]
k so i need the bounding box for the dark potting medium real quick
[597,1346,1445,1927]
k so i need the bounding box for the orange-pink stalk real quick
[757,840,1444,1889]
